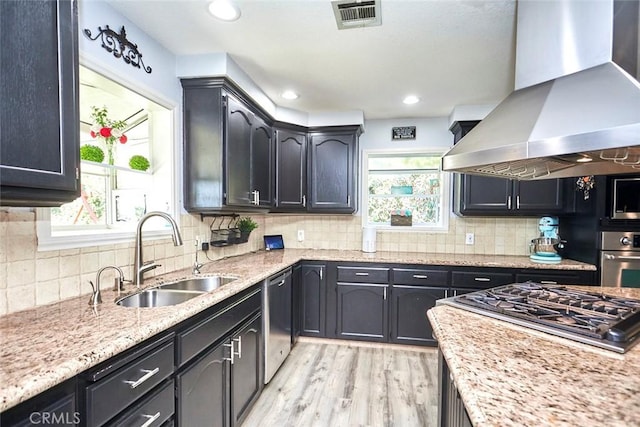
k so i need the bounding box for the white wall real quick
[360,117,452,151]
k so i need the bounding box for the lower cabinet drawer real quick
[451,271,514,289]
[393,268,449,286]
[337,266,390,284]
[110,380,174,427]
[86,342,174,427]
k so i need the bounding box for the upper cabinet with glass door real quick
[0,0,80,206]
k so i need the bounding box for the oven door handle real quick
[604,254,640,260]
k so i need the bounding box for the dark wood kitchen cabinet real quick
[0,0,80,207]
[299,263,327,337]
[0,378,77,426]
[181,79,273,211]
[336,283,389,342]
[274,127,307,210]
[450,121,563,216]
[390,267,450,346]
[176,287,262,427]
[307,128,359,213]
[225,94,273,208]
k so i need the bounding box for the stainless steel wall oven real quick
[601,231,640,287]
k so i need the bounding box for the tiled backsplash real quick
[0,209,537,315]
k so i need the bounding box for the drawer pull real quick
[355,272,369,276]
[124,367,159,389]
[276,280,285,287]
[412,274,428,279]
[140,412,161,427]
[540,280,558,285]
[224,341,235,364]
[474,277,491,282]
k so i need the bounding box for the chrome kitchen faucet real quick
[134,211,184,288]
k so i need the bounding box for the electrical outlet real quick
[465,233,475,245]
[297,229,305,242]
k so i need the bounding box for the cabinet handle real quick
[355,272,369,276]
[474,277,491,282]
[516,195,520,210]
[383,287,387,300]
[319,268,323,281]
[123,367,159,389]
[540,280,558,285]
[507,195,512,210]
[251,190,260,205]
[140,412,161,427]
[412,274,428,279]
[234,336,242,358]
[276,280,285,287]
[224,341,235,364]
[347,195,351,205]
[302,195,306,208]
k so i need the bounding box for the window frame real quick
[361,149,450,232]
[36,62,181,251]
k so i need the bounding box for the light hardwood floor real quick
[242,338,440,427]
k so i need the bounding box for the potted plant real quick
[236,216,258,243]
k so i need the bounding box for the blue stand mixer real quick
[530,216,563,264]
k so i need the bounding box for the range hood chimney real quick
[442,0,640,180]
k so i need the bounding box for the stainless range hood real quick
[442,0,640,180]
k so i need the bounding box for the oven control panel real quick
[602,232,640,251]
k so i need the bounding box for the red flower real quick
[119,135,128,144]
[99,127,112,138]
[90,131,97,138]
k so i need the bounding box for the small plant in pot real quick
[236,217,258,243]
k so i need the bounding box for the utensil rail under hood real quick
[442,0,640,180]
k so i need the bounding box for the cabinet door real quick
[515,179,563,213]
[390,286,446,346]
[251,117,273,207]
[456,174,512,214]
[0,0,79,206]
[231,314,263,426]
[308,132,357,213]
[177,343,229,427]
[275,129,307,210]
[336,283,388,342]
[225,95,253,206]
[300,264,326,337]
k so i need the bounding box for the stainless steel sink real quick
[156,276,237,292]
[116,289,202,308]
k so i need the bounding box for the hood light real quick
[576,156,594,163]
[208,0,241,21]
[281,90,299,100]
[403,95,420,105]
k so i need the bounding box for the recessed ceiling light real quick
[403,95,420,105]
[281,90,299,100]
[208,0,241,21]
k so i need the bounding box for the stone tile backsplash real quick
[0,209,537,315]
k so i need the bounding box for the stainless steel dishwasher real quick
[263,267,292,383]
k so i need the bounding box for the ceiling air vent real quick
[331,0,381,30]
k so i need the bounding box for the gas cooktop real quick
[440,282,640,353]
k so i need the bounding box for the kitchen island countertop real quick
[0,248,595,412]
[428,286,640,427]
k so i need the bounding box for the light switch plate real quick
[297,230,305,242]
[465,233,474,245]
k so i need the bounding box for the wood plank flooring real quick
[242,338,439,427]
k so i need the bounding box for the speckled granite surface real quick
[428,287,640,427]
[0,249,595,412]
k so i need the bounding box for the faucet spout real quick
[134,211,184,288]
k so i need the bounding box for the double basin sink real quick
[117,276,237,308]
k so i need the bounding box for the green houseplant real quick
[129,155,150,171]
[80,144,105,163]
[236,216,258,243]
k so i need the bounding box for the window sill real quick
[37,227,176,251]
[364,225,449,233]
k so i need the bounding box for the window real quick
[363,151,449,231]
[37,66,178,250]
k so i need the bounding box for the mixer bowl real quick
[530,237,560,256]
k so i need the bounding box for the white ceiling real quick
[107,0,517,120]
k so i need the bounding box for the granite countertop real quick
[428,287,640,427]
[0,249,595,413]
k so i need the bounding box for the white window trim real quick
[361,148,450,233]
[36,60,182,252]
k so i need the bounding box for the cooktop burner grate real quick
[441,282,640,353]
